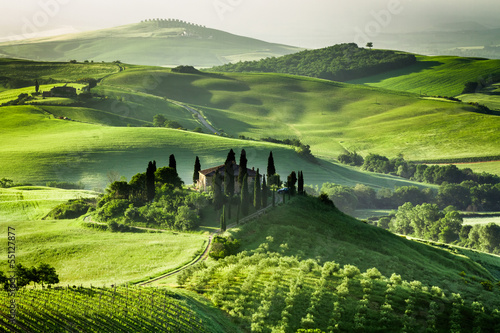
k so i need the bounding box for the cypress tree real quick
[35,79,39,93]
[146,161,156,202]
[193,156,201,185]
[220,205,226,232]
[287,171,297,196]
[236,202,240,224]
[253,169,261,210]
[238,149,248,188]
[169,154,177,172]
[298,171,304,195]
[267,151,276,179]
[224,150,235,196]
[241,173,249,216]
[213,170,223,210]
[261,175,268,207]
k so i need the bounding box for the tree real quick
[35,79,39,93]
[241,173,249,216]
[146,161,156,202]
[261,175,268,207]
[238,149,248,187]
[287,171,297,196]
[193,156,201,185]
[155,166,183,188]
[253,169,261,210]
[169,154,177,172]
[297,171,304,195]
[224,150,235,197]
[267,151,276,180]
[36,263,59,287]
[366,42,373,49]
[153,114,166,127]
[213,170,224,210]
[220,205,226,232]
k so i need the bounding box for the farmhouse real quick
[197,163,257,193]
[43,85,77,98]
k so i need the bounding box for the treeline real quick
[338,152,500,187]
[0,263,59,290]
[260,137,316,162]
[316,181,500,214]
[212,43,416,82]
[385,202,500,255]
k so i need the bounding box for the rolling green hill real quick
[181,196,500,332]
[0,20,301,67]
[348,55,500,97]
[102,67,500,162]
[0,105,427,190]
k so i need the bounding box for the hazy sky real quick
[1,0,499,47]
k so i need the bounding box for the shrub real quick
[342,264,360,278]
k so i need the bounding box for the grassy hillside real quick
[0,186,96,221]
[0,218,206,286]
[180,196,500,332]
[0,105,429,190]
[0,58,120,91]
[348,55,500,97]
[0,21,301,67]
[103,68,500,162]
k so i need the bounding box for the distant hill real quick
[211,43,417,81]
[0,20,302,67]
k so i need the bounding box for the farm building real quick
[43,85,77,97]
[197,162,257,193]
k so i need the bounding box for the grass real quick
[0,186,97,221]
[0,22,301,67]
[103,68,500,161]
[0,218,207,286]
[0,105,430,190]
[463,216,500,226]
[0,58,120,82]
[348,55,500,96]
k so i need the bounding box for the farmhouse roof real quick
[199,164,257,177]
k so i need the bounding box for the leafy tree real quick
[36,263,59,287]
[0,271,8,291]
[14,263,31,289]
[253,169,261,210]
[107,181,131,199]
[155,166,183,188]
[437,183,471,210]
[238,149,248,187]
[175,206,199,231]
[438,211,463,243]
[366,42,373,49]
[0,178,14,188]
[240,173,249,216]
[321,182,357,214]
[193,156,201,185]
[153,114,166,127]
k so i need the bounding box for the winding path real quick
[83,194,283,286]
[168,100,219,135]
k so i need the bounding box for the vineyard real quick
[0,286,233,333]
[181,250,500,332]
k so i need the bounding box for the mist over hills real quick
[0,19,302,67]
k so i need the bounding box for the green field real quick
[0,105,432,190]
[0,218,206,286]
[463,216,500,226]
[348,55,500,97]
[102,68,500,162]
[0,186,97,221]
